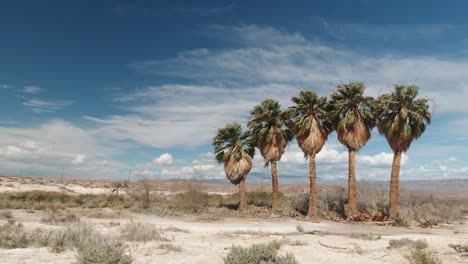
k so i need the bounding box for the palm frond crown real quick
[247,99,293,165]
[329,82,376,150]
[213,123,255,164]
[288,90,332,157]
[376,85,431,152]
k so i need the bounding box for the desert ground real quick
[0,176,467,264]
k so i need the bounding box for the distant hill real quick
[194,176,468,196]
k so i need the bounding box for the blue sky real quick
[1,0,467,182]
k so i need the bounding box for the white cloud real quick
[85,83,299,148]
[131,24,468,113]
[23,98,74,113]
[0,120,126,178]
[72,154,86,165]
[153,153,173,165]
[22,86,43,94]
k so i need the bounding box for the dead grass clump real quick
[346,232,381,241]
[398,194,468,226]
[223,243,298,264]
[0,222,32,248]
[0,210,13,219]
[41,211,80,224]
[449,242,468,253]
[161,226,189,233]
[0,191,136,210]
[87,210,121,219]
[120,222,170,242]
[157,243,183,252]
[388,238,428,249]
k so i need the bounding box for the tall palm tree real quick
[376,85,431,219]
[288,91,332,217]
[329,82,375,218]
[213,123,255,209]
[248,99,293,210]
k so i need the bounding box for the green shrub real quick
[75,240,133,264]
[404,245,441,264]
[223,243,298,264]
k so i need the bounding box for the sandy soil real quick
[0,176,467,264]
[0,210,467,264]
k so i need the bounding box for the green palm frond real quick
[329,82,376,150]
[288,90,332,136]
[376,85,431,152]
[213,123,255,164]
[247,99,293,162]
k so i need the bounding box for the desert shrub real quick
[317,187,347,218]
[356,187,388,215]
[0,222,32,248]
[346,232,381,241]
[41,211,80,224]
[120,222,169,242]
[223,243,298,264]
[0,211,13,219]
[404,244,441,264]
[171,189,212,213]
[388,238,428,249]
[87,210,120,219]
[449,242,468,253]
[398,194,467,226]
[157,243,183,252]
[75,240,133,264]
[0,191,136,210]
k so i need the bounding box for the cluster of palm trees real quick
[213,82,431,220]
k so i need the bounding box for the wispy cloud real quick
[0,84,13,89]
[311,16,457,41]
[22,86,43,94]
[131,24,468,113]
[23,98,74,113]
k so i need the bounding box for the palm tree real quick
[213,123,255,210]
[288,91,332,217]
[376,85,431,219]
[248,99,293,210]
[329,82,375,218]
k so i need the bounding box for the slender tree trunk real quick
[271,160,281,210]
[239,178,247,210]
[347,149,357,218]
[389,151,402,220]
[308,152,317,218]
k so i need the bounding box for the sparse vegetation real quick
[388,238,428,249]
[223,243,298,264]
[157,243,183,252]
[449,242,468,253]
[75,240,133,264]
[346,232,381,241]
[404,244,441,264]
[120,222,170,242]
[41,211,80,224]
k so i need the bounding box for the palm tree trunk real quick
[389,151,402,220]
[271,160,281,210]
[308,152,317,218]
[239,178,247,210]
[347,149,357,218]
